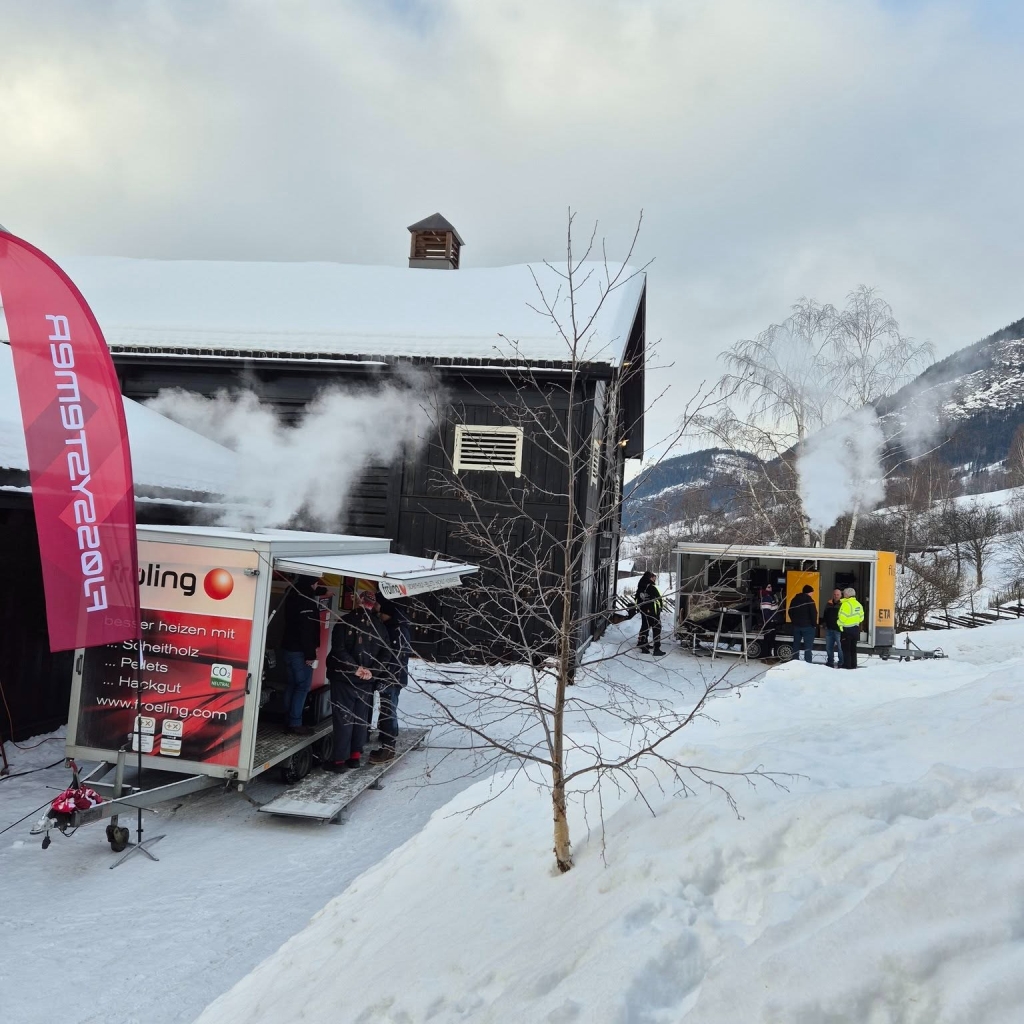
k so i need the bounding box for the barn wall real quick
[114,357,619,658]
[0,502,74,742]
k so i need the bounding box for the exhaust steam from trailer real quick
[147,373,440,529]
[796,389,945,536]
[796,407,886,535]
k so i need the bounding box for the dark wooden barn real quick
[20,218,647,665]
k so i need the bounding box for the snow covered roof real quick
[0,258,645,368]
[0,343,239,495]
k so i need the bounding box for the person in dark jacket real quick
[758,584,780,660]
[323,589,390,772]
[787,585,817,664]
[636,572,666,656]
[372,594,412,763]
[821,588,844,668]
[279,575,323,735]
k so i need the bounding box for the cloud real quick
[1,0,1022,452]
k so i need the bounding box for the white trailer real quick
[54,525,476,848]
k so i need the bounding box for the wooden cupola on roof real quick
[408,213,464,270]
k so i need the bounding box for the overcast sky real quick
[2,0,1022,455]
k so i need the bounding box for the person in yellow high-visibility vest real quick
[837,587,865,670]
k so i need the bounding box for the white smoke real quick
[148,374,438,529]
[797,406,886,534]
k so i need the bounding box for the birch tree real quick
[704,287,933,548]
[408,213,781,873]
[830,287,934,545]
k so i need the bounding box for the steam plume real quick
[796,406,886,533]
[148,374,438,529]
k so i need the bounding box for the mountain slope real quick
[622,315,1024,536]
[623,448,759,532]
[880,315,1024,470]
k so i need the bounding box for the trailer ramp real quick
[258,728,428,823]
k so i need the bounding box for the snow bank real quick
[195,621,1024,1024]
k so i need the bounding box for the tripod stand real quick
[111,636,165,869]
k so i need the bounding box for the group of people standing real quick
[279,577,412,773]
[760,583,865,668]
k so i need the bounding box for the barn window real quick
[453,424,523,476]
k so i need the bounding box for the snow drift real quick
[194,622,1024,1024]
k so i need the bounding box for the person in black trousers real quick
[636,572,666,656]
[758,584,780,660]
[787,585,817,663]
[324,589,389,772]
[372,595,412,763]
[279,575,323,735]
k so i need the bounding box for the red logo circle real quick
[204,568,234,600]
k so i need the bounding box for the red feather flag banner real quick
[0,230,139,652]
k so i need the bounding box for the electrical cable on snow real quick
[0,758,64,784]
[0,672,64,750]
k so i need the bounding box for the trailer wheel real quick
[775,642,794,661]
[108,826,130,853]
[745,640,762,659]
[313,734,333,764]
[280,746,313,784]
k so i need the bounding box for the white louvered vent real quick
[453,424,523,476]
[590,437,602,486]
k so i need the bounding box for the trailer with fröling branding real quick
[37,525,476,853]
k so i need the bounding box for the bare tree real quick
[702,287,933,549]
[830,287,934,545]
[957,501,1005,588]
[894,553,963,631]
[1007,425,1024,487]
[410,213,781,873]
[700,299,837,545]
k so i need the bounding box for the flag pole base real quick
[110,833,165,869]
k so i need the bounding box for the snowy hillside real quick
[879,316,1024,475]
[194,622,1024,1024]
[623,448,758,533]
[625,315,1024,541]
[884,317,1024,423]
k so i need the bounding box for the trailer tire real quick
[775,642,794,661]
[313,735,333,764]
[280,746,313,784]
[744,640,762,659]
[108,826,130,853]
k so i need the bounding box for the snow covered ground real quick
[0,685,493,1024]
[187,620,1024,1024]
[7,618,1024,1023]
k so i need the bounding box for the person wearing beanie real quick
[324,588,389,772]
[758,583,780,661]
[636,571,666,656]
[787,584,818,663]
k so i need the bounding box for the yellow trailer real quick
[672,542,896,660]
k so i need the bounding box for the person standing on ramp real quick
[324,589,389,772]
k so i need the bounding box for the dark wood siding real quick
[113,353,633,661]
